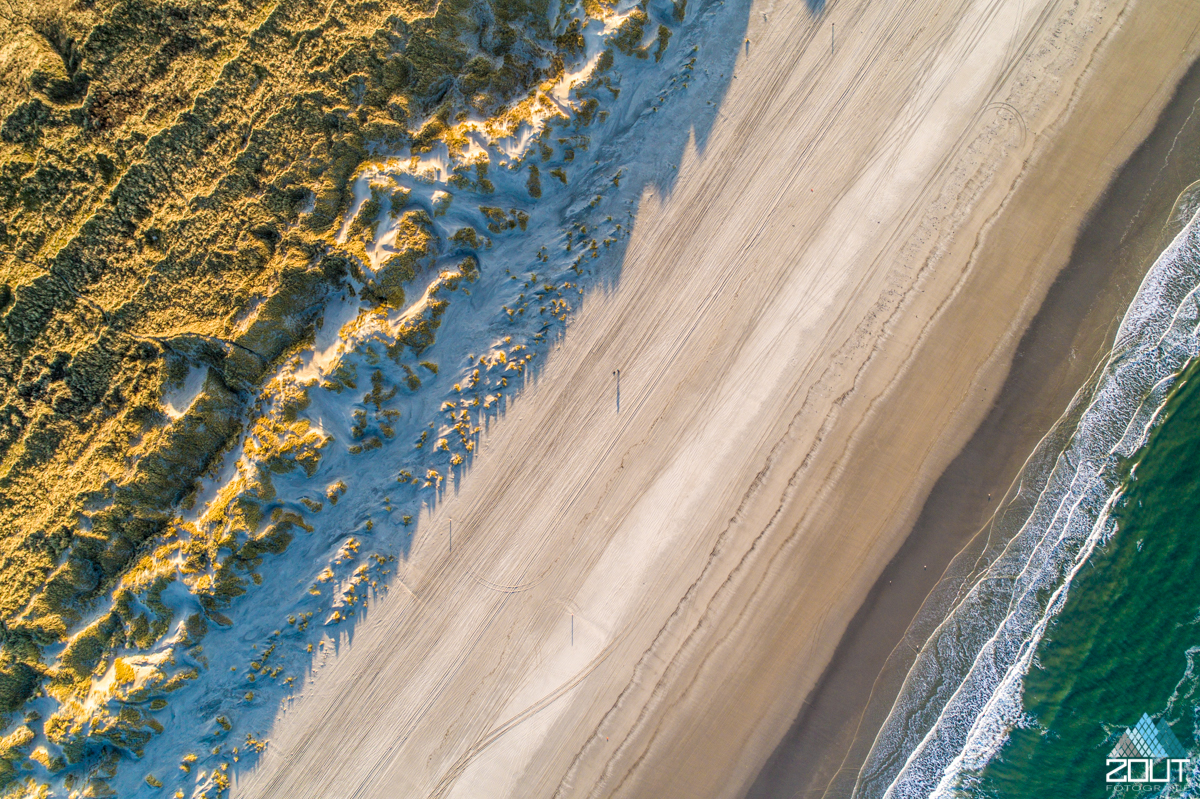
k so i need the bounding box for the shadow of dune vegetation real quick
[90,0,766,793]
[0,0,765,790]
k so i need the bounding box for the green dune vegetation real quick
[0,0,652,790]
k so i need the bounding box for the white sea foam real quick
[854,206,1200,799]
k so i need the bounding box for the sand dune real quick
[237,0,1200,797]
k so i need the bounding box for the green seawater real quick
[967,358,1200,798]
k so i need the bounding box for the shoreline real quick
[746,24,1200,799]
[234,0,1200,797]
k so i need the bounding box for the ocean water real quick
[853,203,1200,798]
[966,353,1200,798]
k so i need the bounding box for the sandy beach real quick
[236,1,1200,797]
[749,46,1200,799]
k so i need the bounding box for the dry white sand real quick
[238,0,1200,797]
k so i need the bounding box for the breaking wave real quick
[854,205,1200,799]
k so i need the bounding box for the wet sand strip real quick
[746,45,1200,799]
